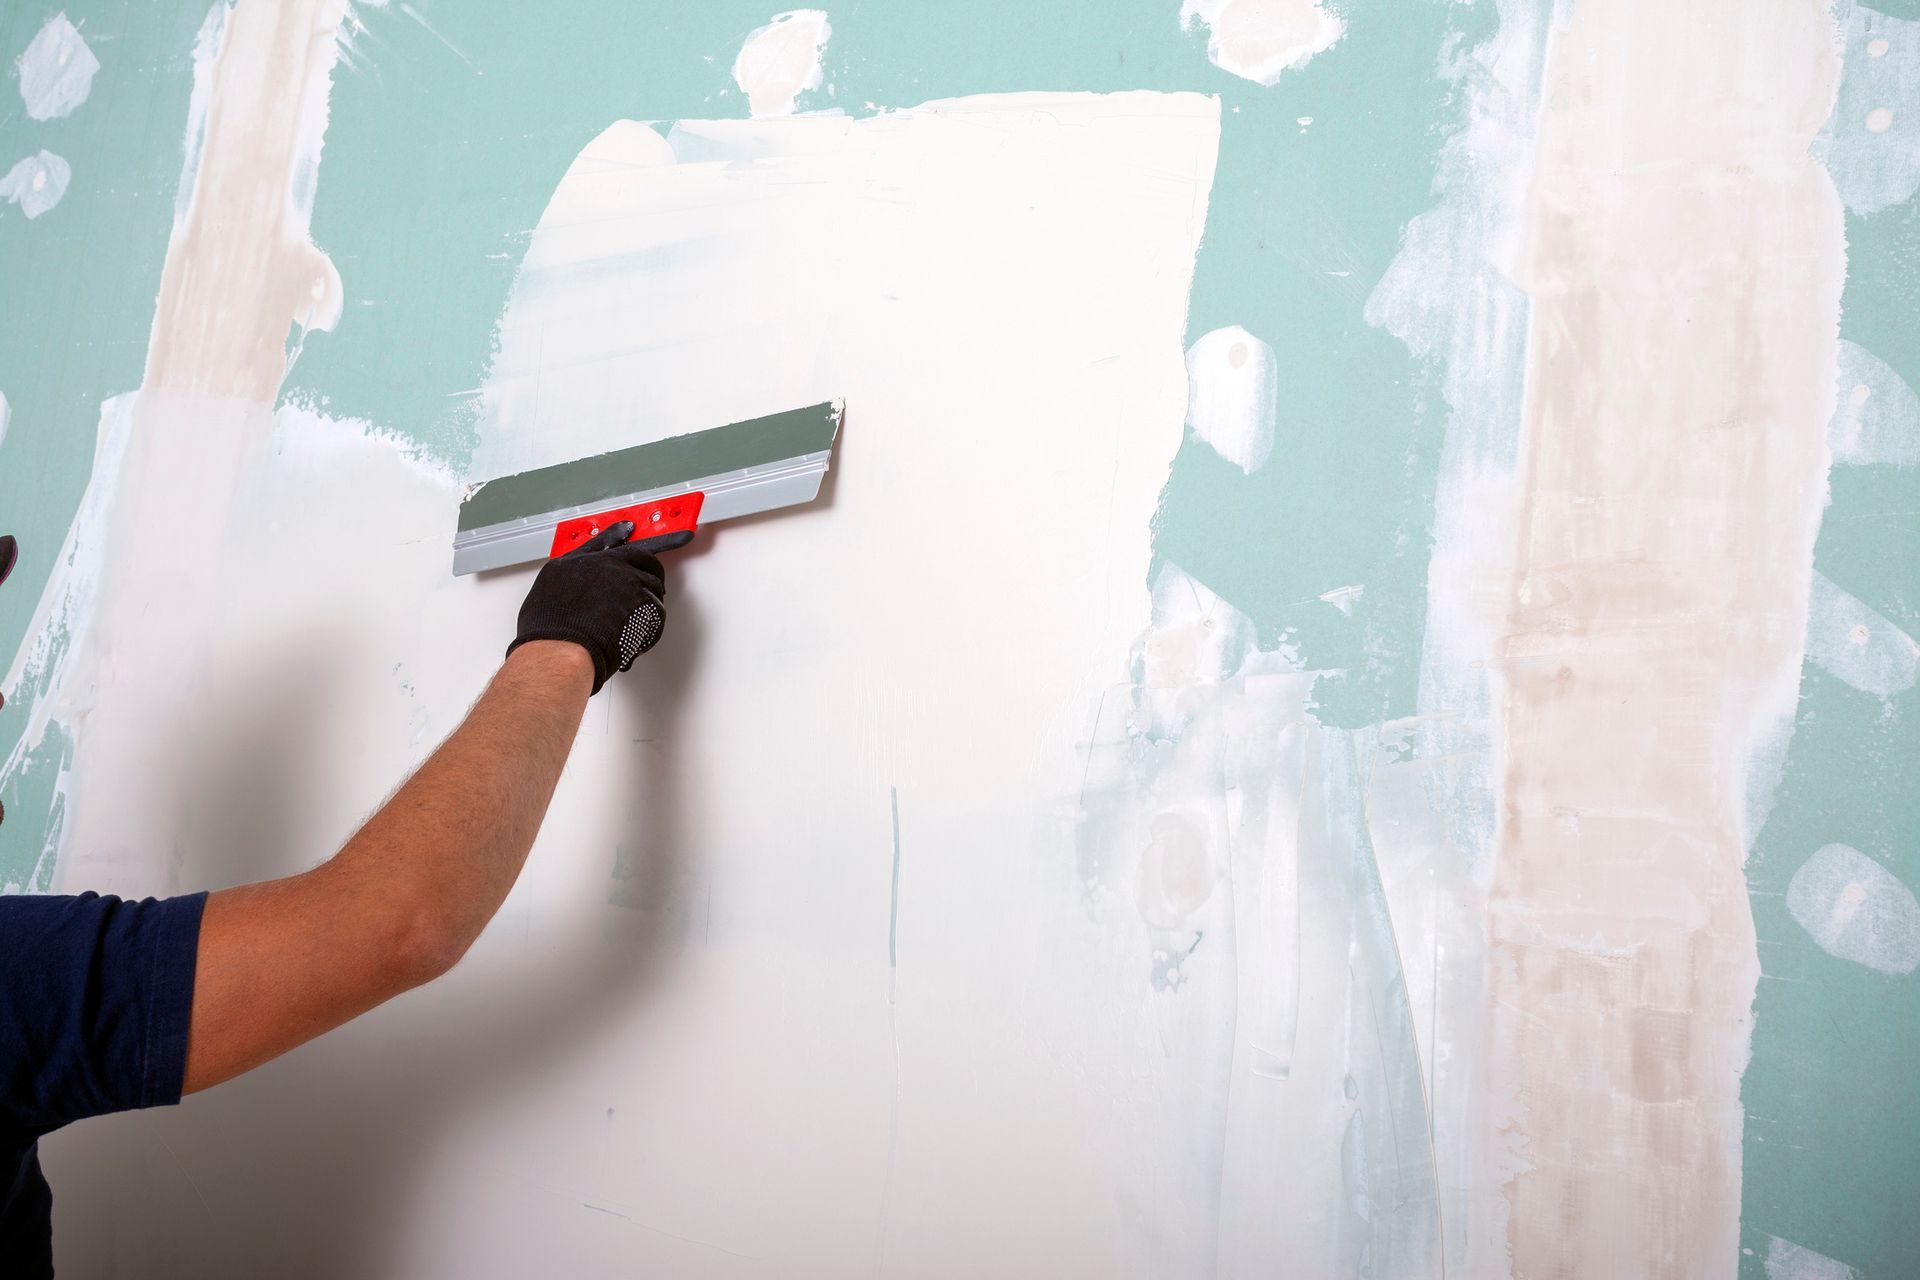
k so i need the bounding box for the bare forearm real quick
[183,521,676,1095]
[184,641,593,1092]
[335,639,593,960]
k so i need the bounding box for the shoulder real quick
[0,890,210,1127]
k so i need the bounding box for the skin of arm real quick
[181,639,594,1094]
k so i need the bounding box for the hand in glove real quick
[507,521,692,694]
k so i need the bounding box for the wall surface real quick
[1,2,1916,1277]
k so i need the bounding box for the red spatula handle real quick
[549,491,704,558]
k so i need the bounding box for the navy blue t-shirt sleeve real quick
[0,892,207,1131]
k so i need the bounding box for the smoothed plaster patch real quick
[733,10,831,117]
[0,150,71,219]
[1764,1235,1859,1280]
[1185,324,1277,473]
[1805,570,1920,698]
[1785,843,1920,975]
[1830,338,1920,466]
[16,12,99,121]
[1180,0,1343,85]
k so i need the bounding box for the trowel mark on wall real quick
[1805,570,1920,699]
[1829,339,1920,466]
[1179,0,1343,86]
[732,10,831,118]
[16,12,99,122]
[396,3,479,73]
[1817,2,1920,216]
[1319,584,1363,616]
[1784,843,1920,976]
[1184,325,1277,474]
[1764,1234,1860,1280]
[0,151,72,220]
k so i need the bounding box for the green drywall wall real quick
[0,3,1914,1272]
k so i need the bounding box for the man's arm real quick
[182,641,591,1093]
[181,521,680,1095]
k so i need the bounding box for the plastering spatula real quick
[451,401,842,575]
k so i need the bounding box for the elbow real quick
[390,910,474,991]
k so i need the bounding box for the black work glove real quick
[507,521,693,694]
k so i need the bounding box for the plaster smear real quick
[732,10,831,118]
[1184,324,1277,473]
[29,90,1232,1277]
[1373,0,1847,1274]
[1364,0,1553,1271]
[3,0,356,890]
[0,150,71,219]
[1485,2,1843,1276]
[0,396,136,894]
[1830,339,1920,466]
[145,0,346,401]
[1784,843,1920,975]
[1764,1234,1861,1280]
[1816,2,1920,216]
[1071,561,1445,1278]
[1180,0,1343,86]
[16,12,98,122]
[1805,570,1920,698]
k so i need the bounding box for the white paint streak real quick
[1785,843,1920,975]
[1179,0,1343,86]
[1765,1234,1862,1280]
[1184,324,1277,473]
[172,4,227,227]
[0,150,72,219]
[0,396,138,893]
[1830,338,1920,466]
[399,2,480,73]
[1365,1,1552,1272]
[732,10,831,118]
[1806,570,1919,697]
[16,12,99,121]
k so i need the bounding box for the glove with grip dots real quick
[507,520,691,694]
